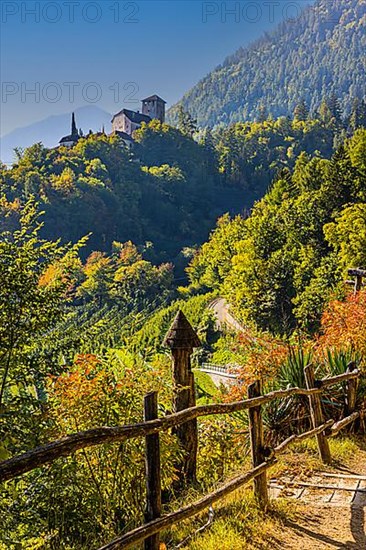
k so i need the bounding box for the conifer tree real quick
[319,99,333,125]
[177,105,198,138]
[349,98,366,131]
[294,100,309,122]
[257,104,268,123]
[328,93,343,125]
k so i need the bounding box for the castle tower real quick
[141,95,166,123]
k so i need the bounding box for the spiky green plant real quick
[263,348,313,443]
[277,347,313,389]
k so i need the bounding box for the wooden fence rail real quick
[0,310,363,550]
[0,369,359,483]
[346,267,366,294]
[99,416,357,550]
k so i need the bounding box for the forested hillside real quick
[2,103,362,263]
[187,128,366,335]
[0,124,222,263]
[1,123,366,549]
[169,0,366,127]
[1,127,365,548]
[2,1,366,547]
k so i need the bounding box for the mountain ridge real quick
[168,0,366,127]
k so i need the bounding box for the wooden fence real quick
[346,267,366,294]
[0,311,363,550]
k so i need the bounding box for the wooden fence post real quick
[248,380,269,509]
[163,310,201,487]
[346,362,358,416]
[304,365,332,464]
[144,392,162,550]
[354,273,363,295]
[347,268,365,295]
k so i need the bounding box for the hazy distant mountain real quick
[0,106,112,166]
[169,0,366,127]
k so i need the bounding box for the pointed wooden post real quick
[248,380,269,509]
[304,364,332,464]
[163,310,200,487]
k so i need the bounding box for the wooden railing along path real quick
[346,267,366,294]
[0,311,363,550]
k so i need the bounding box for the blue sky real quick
[1,0,314,136]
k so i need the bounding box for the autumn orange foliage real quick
[47,351,171,437]
[38,251,83,297]
[228,290,366,401]
[316,290,366,364]
[48,354,107,431]
[227,330,289,400]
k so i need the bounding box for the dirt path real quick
[276,504,365,549]
[271,456,366,549]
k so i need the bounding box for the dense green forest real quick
[1,100,363,263]
[169,0,366,127]
[0,124,222,263]
[188,128,366,334]
[1,123,365,547]
[1,0,366,546]
[1,96,366,548]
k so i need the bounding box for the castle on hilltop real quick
[111,94,166,147]
[59,94,166,149]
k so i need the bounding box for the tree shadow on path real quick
[282,497,365,550]
[348,493,366,549]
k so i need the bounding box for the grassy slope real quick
[160,436,364,549]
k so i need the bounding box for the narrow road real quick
[209,298,245,333]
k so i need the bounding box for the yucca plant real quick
[263,347,313,443]
[277,347,313,389]
[262,346,364,444]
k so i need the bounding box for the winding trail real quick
[207,299,366,549]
